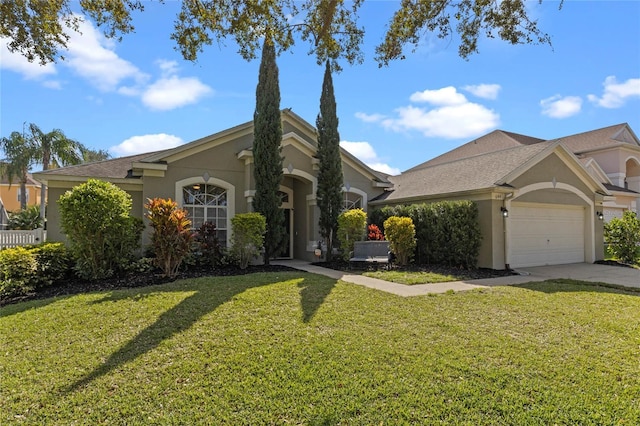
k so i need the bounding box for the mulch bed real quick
[1,264,295,307]
[594,259,638,268]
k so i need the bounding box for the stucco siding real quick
[514,190,587,206]
[476,199,505,270]
[511,154,593,197]
[44,186,66,242]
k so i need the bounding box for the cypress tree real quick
[253,36,285,265]
[316,60,344,261]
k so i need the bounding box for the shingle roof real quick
[404,130,545,172]
[375,142,552,202]
[37,150,168,179]
[404,123,636,174]
[0,173,41,186]
[603,183,640,194]
[551,123,637,153]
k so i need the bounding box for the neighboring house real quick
[554,124,640,221]
[0,173,42,212]
[33,110,392,261]
[33,111,639,270]
[0,197,9,230]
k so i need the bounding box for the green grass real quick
[363,269,462,284]
[2,272,639,424]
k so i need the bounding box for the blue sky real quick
[1,0,639,175]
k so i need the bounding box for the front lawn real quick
[364,269,462,284]
[2,272,639,424]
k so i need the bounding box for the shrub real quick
[31,242,73,288]
[337,208,367,260]
[0,243,74,300]
[59,179,143,280]
[384,216,416,266]
[145,198,194,278]
[192,221,224,268]
[0,246,37,298]
[367,224,384,241]
[370,200,481,268]
[8,205,42,230]
[230,213,266,269]
[605,211,640,264]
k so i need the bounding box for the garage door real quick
[509,203,585,268]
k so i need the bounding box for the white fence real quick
[0,228,46,249]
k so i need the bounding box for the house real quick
[0,173,42,212]
[0,197,9,230]
[373,123,639,269]
[33,110,392,261]
[33,111,639,270]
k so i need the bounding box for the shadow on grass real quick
[0,296,60,318]
[63,272,336,394]
[514,279,640,296]
[298,277,336,323]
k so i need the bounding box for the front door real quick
[277,188,293,259]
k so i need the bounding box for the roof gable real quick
[141,109,318,165]
[552,123,639,153]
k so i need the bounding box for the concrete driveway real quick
[512,263,640,289]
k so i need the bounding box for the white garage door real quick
[509,203,585,268]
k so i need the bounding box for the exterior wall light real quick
[596,211,604,220]
[501,207,509,218]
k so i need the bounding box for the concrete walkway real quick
[272,260,639,297]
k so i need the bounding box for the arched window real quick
[342,191,363,211]
[182,183,228,244]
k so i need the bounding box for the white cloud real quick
[463,84,501,100]
[355,112,387,123]
[141,60,213,111]
[340,141,401,175]
[2,17,212,110]
[409,86,467,106]
[109,133,184,156]
[62,17,149,92]
[359,86,500,139]
[587,76,640,108]
[157,59,180,76]
[142,76,213,111]
[540,95,582,119]
[0,37,57,79]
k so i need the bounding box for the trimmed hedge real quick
[370,200,482,268]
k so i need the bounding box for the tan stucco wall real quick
[44,186,66,242]
[511,154,593,198]
[475,199,507,270]
[45,182,143,244]
[283,122,316,146]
